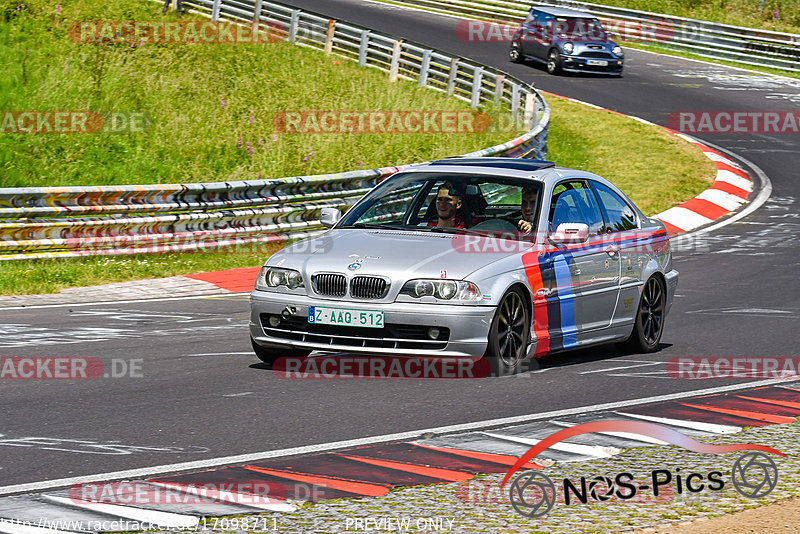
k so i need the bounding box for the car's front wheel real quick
[621,276,666,353]
[251,337,310,365]
[546,49,562,75]
[484,288,530,375]
[509,41,524,63]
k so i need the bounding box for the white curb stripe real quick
[481,432,621,459]
[716,169,754,191]
[614,412,740,434]
[655,206,714,230]
[696,189,747,211]
[40,496,198,530]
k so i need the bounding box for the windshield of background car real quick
[337,172,543,239]
[550,17,607,42]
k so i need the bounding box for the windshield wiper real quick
[344,223,408,230]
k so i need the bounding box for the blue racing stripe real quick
[552,255,577,349]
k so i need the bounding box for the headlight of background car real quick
[255,266,304,291]
[612,45,623,56]
[562,42,574,54]
[400,279,481,303]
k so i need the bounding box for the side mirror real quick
[320,207,341,228]
[549,223,589,246]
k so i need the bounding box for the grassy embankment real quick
[0,0,714,295]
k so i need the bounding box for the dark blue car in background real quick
[509,6,624,76]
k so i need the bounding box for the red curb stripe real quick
[243,465,389,497]
[736,395,800,410]
[678,198,731,220]
[657,219,685,235]
[709,180,750,200]
[338,455,473,482]
[679,403,796,424]
[185,266,260,292]
[715,161,750,179]
[413,444,544,470]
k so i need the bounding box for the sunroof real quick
[429,158,555,172]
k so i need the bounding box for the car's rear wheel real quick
[485,288,530,375]
[251,337,310,365]
[509,42,524,63]
[546,49,562,75]
[621,276,666,353]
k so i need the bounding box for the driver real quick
[429,182,465,228]
[517,187,538,234]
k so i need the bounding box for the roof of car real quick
[429,157,555,172]
[532,6,596,18]
[408,157,602,185]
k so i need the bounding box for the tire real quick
[251,337,310,365]
[484,288,531,375]
[509,42,524,63]
[620,276,666,353]
[546,49,561,75]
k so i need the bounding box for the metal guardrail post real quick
[389,40,402,82]
[211,0,221,22]
[523,92,536,131]
[252,0,263,35]
[511,83,520,122]
[470,67,484,109]
[325,19,335,55]
[494,74,505,105]
[419,49,432,88]
[446,58,459,97]
[358,30,370,66]
[288,10,299,43]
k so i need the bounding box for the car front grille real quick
[579,51,614,58]
[312,273,346,297]
[260,314,450,350]
[350,276,389,299]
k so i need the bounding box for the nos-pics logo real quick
[500,420,784,518]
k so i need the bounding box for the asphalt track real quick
[1,0,799,491]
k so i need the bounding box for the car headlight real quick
[563,42,574,54]
[400,279,481,303]
[255,266,304,291]
[612,45,623,56]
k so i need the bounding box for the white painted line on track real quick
[0,377,791,497]
[0,293,251,312]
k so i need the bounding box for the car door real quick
[590,180,642,328]
[539,180,620,349]
[521,10,552,60]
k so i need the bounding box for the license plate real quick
[308,306,384,328]
[587,59,608,66]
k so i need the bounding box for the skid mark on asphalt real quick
[4,384,800,530]
[0,435,208,455]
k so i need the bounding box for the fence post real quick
[252,0,264,37]
[446,57,459,97]
[494,74,505,105]
[211,0,221,22]
[524,92,536,130]
[511,83,520,123]
[470,66,484,109]
[419,49,432,88]
[288,10,299,43]
[325,19,335,55]
[389,40,402,82]
[358,30,370,66]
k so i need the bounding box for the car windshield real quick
[337,172,543,240]
[551,17,607,42]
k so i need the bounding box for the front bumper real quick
[250,290,496,357]
[562,55,623,74]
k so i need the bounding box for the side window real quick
[592,181,638,232]
[548,181,604,235]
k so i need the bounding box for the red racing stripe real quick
[521,250,550,356]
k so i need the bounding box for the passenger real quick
[429,182,465,228]
[517,187,538,234]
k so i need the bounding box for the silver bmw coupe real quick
[250,158,678,373]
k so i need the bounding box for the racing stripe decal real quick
[521,251,550,355]
[552,255,577,349]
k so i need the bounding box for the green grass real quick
[0,0,715,296]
